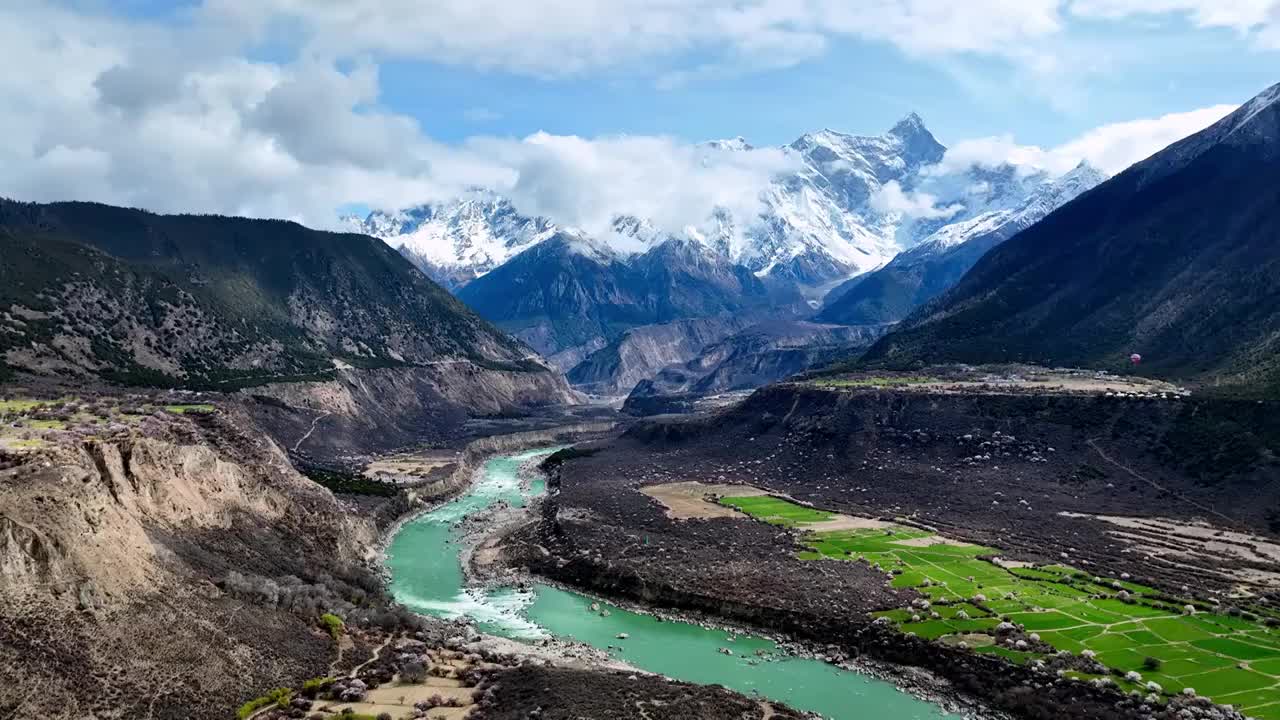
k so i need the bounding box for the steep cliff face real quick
[565,316,754,395]
[242,363,583,459]
[621,321,888,414]
[0,407,377,719]
[0,433,370,601]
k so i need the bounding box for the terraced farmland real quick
[736,496,1280,718]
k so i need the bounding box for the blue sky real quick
[382,17,1275,150]
[2,1,1277,232]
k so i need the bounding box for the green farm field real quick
[731,494,1280,718]
[719,495,834,526]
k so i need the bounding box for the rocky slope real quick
[566,316,756,396]
[819,162,1107,326]
[0,401,378,719]
[0,199,556,387]
[0,199,579,458]
[242,361,582,461]
[862,83,1280,397]
[622,321,888,413]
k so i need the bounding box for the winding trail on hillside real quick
[1086,438,1238,527]
[292,412,332,453]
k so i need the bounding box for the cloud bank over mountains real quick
[0,2,1262,240]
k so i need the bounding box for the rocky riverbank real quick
[459,453,1004,720]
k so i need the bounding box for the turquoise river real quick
[385,447,962,720]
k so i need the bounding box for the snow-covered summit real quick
[704,136,754,152]
[896,160,1107,265]
[349,114,1097,293]
[343,189,557,289]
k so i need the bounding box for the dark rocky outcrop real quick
[566,315,754,395]
[622,320,888,414]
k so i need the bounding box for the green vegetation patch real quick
[300,465,398,497]
[718,495,834,527]
[0,398,52,413]
[301,676,335,696]
[236,688,292,720]
[795,524,1280,711]
[1180,667,1276,696]
[1191,637,1280,661]
[319,613,344,641]
[163,403,216,414]
[719,492,1280,713]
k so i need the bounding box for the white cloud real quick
[0,1,1259,251]
[870,181,964,220]
[0,3,793,240]
[933,104,1239,176]
[472,132,798,239]
[1070,1,1280,48]
[205,0,1067,78]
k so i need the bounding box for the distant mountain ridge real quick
[861,82,1280,396]
[346,114,1115,397]
[0,199,551,387]
[346,114,1061,293]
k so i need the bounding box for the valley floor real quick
[495,369,1279,720]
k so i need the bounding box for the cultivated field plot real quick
[0,396,214,451]
[729,495,1280,718]
[719,495,834,526]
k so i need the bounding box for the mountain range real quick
[348,115,1106,395]
[862,82,1280,397]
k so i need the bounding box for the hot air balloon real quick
[1130,353,1142,365]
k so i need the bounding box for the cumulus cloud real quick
[0,3,793,239]
[472,132,798,239]
[932,104,1239,176]
[0,1,1261,246]
[870,181,964,220]
[205,0,1066,78]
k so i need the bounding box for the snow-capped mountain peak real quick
[344,189,557,289]
[704,136,754,152]
[899,161,1108,263]
[349,113,1098,296]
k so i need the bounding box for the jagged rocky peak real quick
[790,112,945,179]
[345,189,557,289]
[887,112,947,166]
[704,136,754,151]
